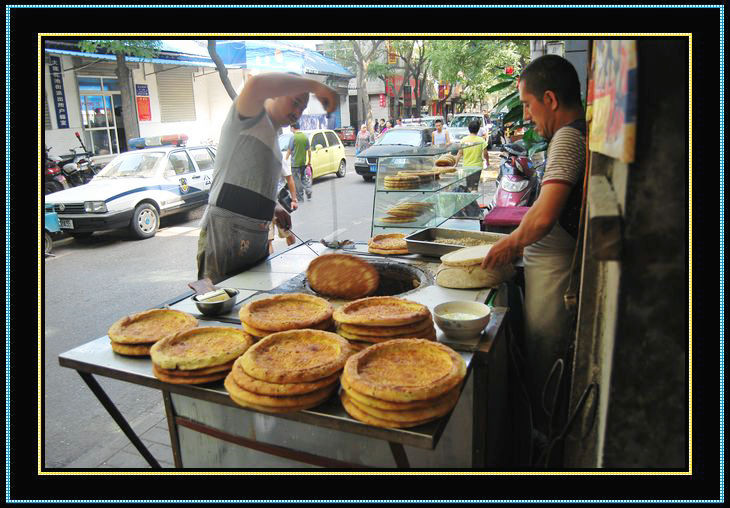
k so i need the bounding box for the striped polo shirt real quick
[206,102,282,221]
[541,119,587,238]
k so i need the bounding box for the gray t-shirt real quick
[206,101,282,221]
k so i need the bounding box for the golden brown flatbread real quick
[230,357,340,396]
[336,328,437,344]
[338,316,432,337]
[240,329,353,383]
[150,326,254,370]
[333,296,430,327]
[153,359,235,377]
[109,341,153,356]
[341,373,460,411]
[306,254,380,300]
[376,216,419,223]
[242,317,333,338]
[342,338,466,402]
[239,293,334,333]
[343,384,459,423]
[340,391,434,429]
[108,309,198,344]
[225,374,335,413]
[368,234,408,249]
[153,365,228,385]
[367,247,410,256]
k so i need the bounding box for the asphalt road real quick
[42,146,497,467]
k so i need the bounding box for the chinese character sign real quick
[588,40,638,163]
[49,56,69,129]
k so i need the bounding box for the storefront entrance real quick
[78,76,127,155]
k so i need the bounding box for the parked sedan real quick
[278,129,347,179]
[354,126,433,182]
[45,140,216,239]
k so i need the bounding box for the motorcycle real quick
[43,148,70,195]
[47,133,94,187]
[485,142,543,212]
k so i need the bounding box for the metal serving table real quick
[58,240,509,469]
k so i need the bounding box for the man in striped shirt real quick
[482,55,586,442]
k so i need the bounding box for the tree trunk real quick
[208,40,238,100]
[115,53,139,146]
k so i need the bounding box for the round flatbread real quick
[306,254,380,300]
[150,326,254,371]
[230,357,340,396]
[341,374,460,411]
[376,217,419,224]
[333,297,430,327]
[342,339,466,402]
[110,341,153,356]
[226,373,336,408]
[440,244,494,267]
[340,391,434,429]
[108,309,198,344]
[337,330,437,344]
[153,359,235,378]
[225,374,335,413]
[241,329,353,383]
[239,293,334,333]
[367,233,407,250]
[343,384,459,423]
[242,317,333,338]
[367,247,410,256]
[338,316,433,337]
[153,365,228,385]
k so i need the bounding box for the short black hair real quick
[468,120,481,134]
[435,118,443,125]
[520,54,582,108]
[291,122,300,130]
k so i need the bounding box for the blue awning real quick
[44,47,235,69]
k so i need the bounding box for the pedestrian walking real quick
[432,118,451,146]
[355,123,374,155]
[286,122,313,201]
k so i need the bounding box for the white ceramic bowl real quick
[193,288,239,316]
[433,301,492,341]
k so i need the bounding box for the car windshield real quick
[278,133,292,151]
[450,116,481,128]
[95,152,165,178]
[375,130,423,147]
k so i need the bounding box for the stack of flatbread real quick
[383,174,420,190]
[367,233,409,255]
[435,153,457,167]
[107,308,198,357]
[239,293,334,340]
[150,326,254,385]
[333,296,436,350]
[339,338,466,428]
[435,244,516,289]
[379,201,433,225]
[397,170,439,184]
[225,329,353,413]
[306,254,379,299]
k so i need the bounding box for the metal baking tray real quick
[405,228,508,258]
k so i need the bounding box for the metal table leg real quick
[388,441,410,468]
[162,390,183,468]
[77,371,162,469]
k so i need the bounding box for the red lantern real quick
[506,66,514,75]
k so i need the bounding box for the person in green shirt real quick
[286,122,312,200]
[454,120,489,190]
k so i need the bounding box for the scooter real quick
[43,151,70,195]
[47,134,94,187]
[485,142,542,211]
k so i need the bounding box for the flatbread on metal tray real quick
[340,373,460,411]
[342,383,459,423]
[230,357,340,396]
[342,338,466,402]
[306,254,380,300]
[239,293,334,332]
[152,365,229,385]
[242,317,334,338]
[338,316,433,337]
[340,391,434,429]
[240,329,353,383]
[153,359,235,377]
[224,374,336,413]
[333,296,430,327]
[225,373,337,408]
[366,247,410,256]
[108,308,198,344]
[150,326,254,371]
[336,328,437,344]
[110,341,154,356]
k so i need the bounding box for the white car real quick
[45,142,216,239]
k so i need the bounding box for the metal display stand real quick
[57,242,509,469]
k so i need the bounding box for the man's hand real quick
[290,199,299,211]
[273,203,292,231]
[482,236,520,270]
[315,84,339,113]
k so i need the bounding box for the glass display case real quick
[370,143,483,236]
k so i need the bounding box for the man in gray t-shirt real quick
[197,72,338,283]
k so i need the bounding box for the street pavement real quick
[44,146,500,469]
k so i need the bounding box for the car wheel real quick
[363,175,374,182]
[44,231,52,255]
[336,160,346,178]
[130,203,159,239]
